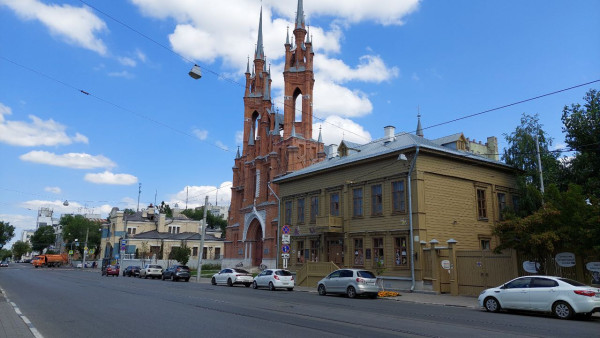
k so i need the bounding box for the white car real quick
[139,264,163,279]
[211,268,253,287]
[253,269,294,291]
[478,275,600,319]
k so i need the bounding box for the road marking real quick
[1,287,45,338]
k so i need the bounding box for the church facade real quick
[223,0,325,269]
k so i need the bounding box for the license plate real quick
[282,282,289,285]
[368,282,376,285]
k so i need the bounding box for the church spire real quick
[416,112,424,137]
[255,6,265,59]
[295,0,305,29]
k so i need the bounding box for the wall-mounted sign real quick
[586,262,600,272]
[523,261,540,273]
[441,260,451,270]
[555,252,576,267]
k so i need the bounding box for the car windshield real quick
[559,278,587,286]
[234,269,249,273]
[357,271,376,279]
[275,270,292,276]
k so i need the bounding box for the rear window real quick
[357,270,376,279]
[234,268,249,274]
[149,265,161,269]
[275,270,292,276]
[559,278,587,286]
[179,266,190,270]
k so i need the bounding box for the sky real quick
[1,0,599,248]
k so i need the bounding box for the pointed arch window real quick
[293,88,302,122]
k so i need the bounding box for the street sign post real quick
[281,234,290,244]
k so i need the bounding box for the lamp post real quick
[195,196,209,283]
[399,146,419,292]
[82,227,89,268]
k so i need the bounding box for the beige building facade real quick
[274,126,518,291]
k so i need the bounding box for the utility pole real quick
[195,196,209,282]
[82,227,89,268]
[535,134,545,195]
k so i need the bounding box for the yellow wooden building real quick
[274,125,519,291]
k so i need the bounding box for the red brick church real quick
[223,0,324,269]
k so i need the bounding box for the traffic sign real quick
[68,250,73,255]
[282,244,290,253]
[281,253,290,259]
[282,225,290,234]
[281,234,290,244]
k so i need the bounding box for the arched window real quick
[251,111,259,140]
[293,88,302,122]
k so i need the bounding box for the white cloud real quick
[0,213,36,248]
[0,103,89,147]
[44,186,61,194]
[135,49,147,63]
[312,79,373,118]
[84,171,138,185]
[168,182,233,209]
[1,0,108,55]
[193,128,208,140]
[315,54,399,83]
[215,141,229,151]
[313,116,372,145]
[411,72,420,81]
[118,56,137,67]
[19,151,116,169]
[235,131,244,145]
[108,71,134,78]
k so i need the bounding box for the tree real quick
[561,89,600,198]
[0,248,11,261]
[138,241,150,265]
[30,226,56,253]
[169,245,191,265]
[123,208,136,215]
[61,215,102,257]
[502,113,561,215]
[493,184,600,272]
[12,240,31,260]
[158,201,173,218]
[0,221,15,250]
[181,207,227,236]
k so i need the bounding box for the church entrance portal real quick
[247,220,263,267]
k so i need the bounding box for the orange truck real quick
[32,253,68,268]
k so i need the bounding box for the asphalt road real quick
[0,264,598,338]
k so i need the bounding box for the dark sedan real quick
[162,265,191,282]
[123,265,141,277]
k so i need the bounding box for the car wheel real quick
[145,275,148,279]
[162,275,166,280]
[211,277,217,285]
[173,276,178,282]
[346,286,356,298]
[269,282,276,291]
[484,297,501,313]
[369,293,378,299]
[318,284,327,296]
[185,278,190,282]
[287,288,293,291]
[553,301,574,319]
[253,281,258,289]
[227,278,233,287]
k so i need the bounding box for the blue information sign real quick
[282,244,290,253]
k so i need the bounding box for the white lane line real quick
[0,286,45,338]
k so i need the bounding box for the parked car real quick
[317,269,379,299]
[123,265,141,277]
[478,275,600,319]
[102,265,119,277]
[139,264,163,279]
[162,265,191,282]
[0,261,8,267]
[253,269,294,291]
[211,268,253,287]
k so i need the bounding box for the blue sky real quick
[1,0,599,247]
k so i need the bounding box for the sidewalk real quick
[0,288,35,337]
[293,285,479,308]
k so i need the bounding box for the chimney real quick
[326,144,338,159]
[384,125,395,142]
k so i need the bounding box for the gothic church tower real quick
[223,1,324,269]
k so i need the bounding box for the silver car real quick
[139,264,163,279]
[317,269,379,299]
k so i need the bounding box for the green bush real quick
[202,263,221,270]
